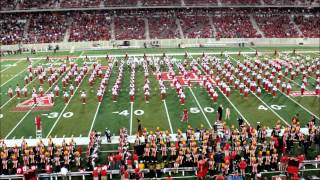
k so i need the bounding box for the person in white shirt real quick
[81,91,87,104]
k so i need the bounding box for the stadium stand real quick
[184,0,218,5]
[18,0,58,10]
[0,14,28,45]
[294,14,320,38]
[114,16,145,40]
[178,15,213,38]
[60,0,101,8]
[141,0,181,6]
[69,12,112,42]
[211,11,262,38]
[222,0,261,5]
[254,13,301,38]
[0,0,18,11]
[148,16,181,39]
[25,13,68,44]
[104,0,138,7]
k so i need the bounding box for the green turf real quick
[0,48,319,139]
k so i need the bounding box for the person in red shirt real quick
[35,115,41,131]
[181,108,188,123]
[239,157,247,177]
[123,168,129,180]
[291,173,299,180]
[280,153,289,172]
[133,153,139,167]
[92,168,99,180]
[216,174,224,180]
[166,175,173,180]
[101,166,108,180]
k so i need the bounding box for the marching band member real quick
[54,85,60,96]
[22,87,28,97]
[81,91,87,104]
[63,91,69,104]
[8,86,13,98]
[301,83,305,95]
[181,108,188,123]
[39,86,44,97]
[15,85,21,98]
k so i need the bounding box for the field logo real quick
[13,95,54,112]
[290,91,317,97]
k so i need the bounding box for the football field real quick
[0,46,319,140]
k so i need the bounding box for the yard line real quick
[129,102,134,135]
[46,71,89,138]
[280,91,320,120]
[0,59,41,87]
[88,102,102,136]
[1,59,24,73]
[228,55,290,126]
[195,62,251,126]
[188,87,213,129]
[1,70,26,87]
[87,61,115,136]
[0,66,12,73]
[213,82,250,126]
[5,106,36,139]
[259,55,320,119]
[252,90,290,126]
[4,68,66,139]
[162,99,174,134]
[0,77,37,109]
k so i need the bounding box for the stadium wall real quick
[2,38,320,52]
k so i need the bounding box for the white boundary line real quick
[163,100,174,134]
[188,87,213,129]
[6,50,317,61]
[228,55,290,126]
[46,71,89,138]
[4,68,66,139]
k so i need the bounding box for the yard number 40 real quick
[258,105,286,111]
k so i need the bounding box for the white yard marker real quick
[163,100,174,134]
[46,71,88,138]
[88,102,102,136]
[188,87,213,129]
[129,102,133,135]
